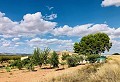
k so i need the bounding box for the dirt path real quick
[0,65,85,82]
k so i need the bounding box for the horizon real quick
[0,0,120,54]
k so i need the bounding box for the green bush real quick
[0,55,21,63]
[86,54,100,63]
[72,55,84,64]
[61,53,70,60]
[25,59,35,71]
[66,56,78,67]
[10,60,23,70]
[5,67,11,72]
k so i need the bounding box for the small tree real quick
[32,48,42,67]
[42,47,50,64]
[49,51,59,68]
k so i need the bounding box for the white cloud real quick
[52,24,120,39]
[0,12,57,37]
[12,38,20,41]
[2,43,10,47]
[53,24,92,36]
[101,0,120,7]
[28,38,73,51]
[43,14,57,20]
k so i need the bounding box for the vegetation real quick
[50,56,120,82]
[112,53,120,55]
[61,53,70,60]
[49,51,59,68]
[66,56,78,67]
[0,55,21,63]
[86,54,100,63]
[74,33,112,55]
[32,48,43,67]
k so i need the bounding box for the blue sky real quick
[0,0,120,54]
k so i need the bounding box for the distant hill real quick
[0,53,32,56]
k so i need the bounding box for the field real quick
[0,55,120,82]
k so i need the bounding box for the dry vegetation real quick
[48,55,120,82]
[0,55,120,82]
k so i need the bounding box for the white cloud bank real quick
[53,24,120,39]
[101,0,120,7]
[27,38,74,51]
[0,11,120,53]
[0,12,57,38]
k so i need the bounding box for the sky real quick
[0,0,120,54]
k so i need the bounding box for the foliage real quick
[72,54,84,64]
[42,47,50,64]
[66,56,78,67]
[86,54,100,63]
[0,55,21,62]
[74,33,112,55]
[32,48,42,67]
[5,67,11,72]
[25,58,35,71]
[49,51,59,68]
[112,53,120,55]
[61,53,70,60]
[60,62,66,68]
[32,47,50,67]
[10,60,23,70]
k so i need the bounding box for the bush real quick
[112,53,120,55]
[66,56,78,67]
[5,67,11,72]
[61,53,70,60]
[0,55,21,63]
[25,58,35,71]
[49,51,59,68]
[86,54,100,63]
[72,55,84,64]
[10,60,23,70]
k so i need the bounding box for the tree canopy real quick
[74,33,112,55]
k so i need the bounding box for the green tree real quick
[49,51,59,68]
[32,48,42,67]
[42,47,50,64]
[74,33,112,55]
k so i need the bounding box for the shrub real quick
[60,62,66,68]
[25,58,35,71]
[61,53,70,60]
[72,55,84,64]
[5,67,11,72]
[10,60,23,70]
[112,53,120,55]
[86,54,100,63]
[66,56,78,67]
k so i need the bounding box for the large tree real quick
[74,33,112,55]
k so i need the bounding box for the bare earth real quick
[0,65,85,82]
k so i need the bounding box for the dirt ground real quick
[0,65,85,82]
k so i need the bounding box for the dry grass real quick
[1,55,120,82]
[49,55,120,82]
